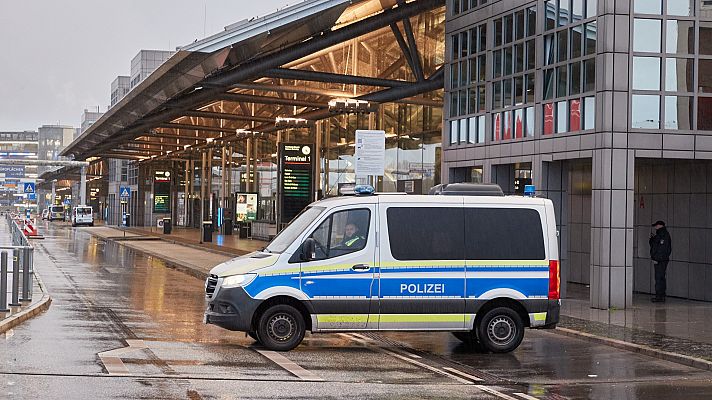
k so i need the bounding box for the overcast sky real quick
[0,0,290,131]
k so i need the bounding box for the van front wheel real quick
[256,304,305,351]
[477,307,524,353]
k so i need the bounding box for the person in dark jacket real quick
[649,220,672,303]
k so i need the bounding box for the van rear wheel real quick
[477,307,524,353]
[256,304,305,351]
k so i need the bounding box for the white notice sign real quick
[355,130,385,177]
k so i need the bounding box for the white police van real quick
[204,183,560,352]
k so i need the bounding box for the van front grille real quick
[205,274,218,297]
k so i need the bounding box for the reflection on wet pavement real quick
[2,222,712,399]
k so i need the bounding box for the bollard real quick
[21,247,31,302]
[0,252,8,312]
[9,249,20,307]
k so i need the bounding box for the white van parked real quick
[204,184,560,352]
[72,205,94,227]
[48,205,65,221]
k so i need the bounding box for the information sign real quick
[0,166,25,178]
[278,143,314,225]
[153,171,171,213]
[354,130,385,177]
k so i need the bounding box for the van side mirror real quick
[301,238,317,261]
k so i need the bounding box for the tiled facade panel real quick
[567,160,592,285]
[634,159,712,301]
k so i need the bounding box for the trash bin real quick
[124,214,131,227]
[238,222,248,239]
[202,220,213,242]
[163,218,172,234]
[223,218,233,235]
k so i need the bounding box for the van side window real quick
[386,207,465,261]
[309,209,370,260]
[465,208,545,260]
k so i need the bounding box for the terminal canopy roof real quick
[62,0,445,162]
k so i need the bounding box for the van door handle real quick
[351,264,370,271]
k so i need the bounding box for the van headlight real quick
[221,273,257,288]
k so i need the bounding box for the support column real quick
[590,149,635,309]
[315,122,322,199]
[79,167,87,205]
[51,181,56,205]
[207,147,214,221]
[246,138,252,192]
[200,151,207,221]
[184,159,190,227]
[221,145,227,206]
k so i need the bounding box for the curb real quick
[553,326,712,371]
[0,273,52,334]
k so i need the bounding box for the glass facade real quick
[542,0,596,135]
[630,0,709,130]
[448,0,598,148]
[491,6,537,141]
[449,23,487,144]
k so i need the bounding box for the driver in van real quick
[340,223,365,249]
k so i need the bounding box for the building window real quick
[541,0,596,135]
[449,23,487,145]
[491,5,537,142]
[631,95,661,128]
[632,4,697,130]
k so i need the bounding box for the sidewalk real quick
[125,225,266,256]
[84,226,235,279]
[557,283,712,370]
[0,223,52,334]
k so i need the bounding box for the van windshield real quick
[265,206,325,254]
[50,206,63,213]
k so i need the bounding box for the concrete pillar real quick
[315,122,322,198]
[79,167,87,205]
[51,181,56,205]
[590,149,635,309]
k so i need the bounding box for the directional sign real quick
[0,166,25,178]
[119,186,131,198]
[23,182,35,193]
[27,193,36,200]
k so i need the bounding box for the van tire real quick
[477,307,524,353]
[256,304,305,351]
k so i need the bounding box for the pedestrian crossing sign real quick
[23,182,35,193]
[120,186,131,198]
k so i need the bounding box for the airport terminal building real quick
[444,0,712,307]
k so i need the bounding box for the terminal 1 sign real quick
[153,170,171,213]
[278,143,314,225]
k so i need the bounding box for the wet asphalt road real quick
[2,222,712,399]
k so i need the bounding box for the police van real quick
[204,183,560,352]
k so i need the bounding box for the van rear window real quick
[465,208,545,260]
[386,207,464,261]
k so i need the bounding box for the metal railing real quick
[1,215,34,312]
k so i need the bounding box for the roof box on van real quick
[429,183,504,196]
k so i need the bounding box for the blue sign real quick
[64,199,71,205]
[27,193,36,200]
[26,209,31,218]
[119,186,131,198]
[0,166,25,178]
[23,182,35,193]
